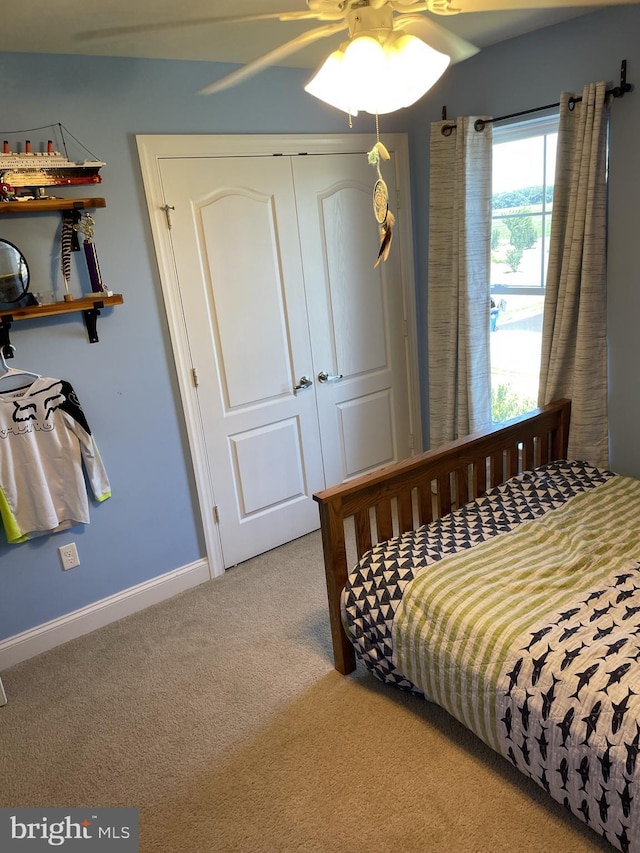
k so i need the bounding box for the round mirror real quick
[0,239,30,305]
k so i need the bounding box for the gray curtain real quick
[428,117,493,447]
[538,83,609,469]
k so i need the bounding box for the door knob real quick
[293,375,313,393]
[318,371,343,384]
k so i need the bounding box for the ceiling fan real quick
[78,0,630,105]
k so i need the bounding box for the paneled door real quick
[292,153,413,486]
[147,136,419,569]
[159,155,325,567]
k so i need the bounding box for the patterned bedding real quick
[342,461,640,852]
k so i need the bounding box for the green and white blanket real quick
[392,475,640,852]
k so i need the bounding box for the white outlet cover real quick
[59,543,80,570]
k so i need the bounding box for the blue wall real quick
[0,4,638,642]
[0,51,405,641]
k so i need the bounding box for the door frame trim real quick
[136,133,422,578]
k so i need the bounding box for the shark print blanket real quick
[391,474,640,852]
[342,462,640,851]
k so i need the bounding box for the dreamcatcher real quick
[368,117,395,268]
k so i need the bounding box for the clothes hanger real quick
[0,345,40,390]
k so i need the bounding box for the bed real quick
[314,399,640,852]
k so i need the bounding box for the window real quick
[490,114,559,423]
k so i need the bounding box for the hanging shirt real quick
[0,376,111,543]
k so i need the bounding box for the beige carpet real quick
[0,531,611,852]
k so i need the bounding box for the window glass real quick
[490,114,558,423]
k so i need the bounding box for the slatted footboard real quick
[313,399,571,674]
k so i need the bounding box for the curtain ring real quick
[474,119,487,132]
[568,97,578,111]
[441,124,454,137]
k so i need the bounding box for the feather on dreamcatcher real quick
[368,126,395,268]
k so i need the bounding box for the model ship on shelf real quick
[0,124,105,200]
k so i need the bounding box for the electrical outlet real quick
[59,542,80,570]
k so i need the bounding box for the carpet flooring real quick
[0,531,612,852]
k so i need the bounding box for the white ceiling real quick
[1,1,634,73]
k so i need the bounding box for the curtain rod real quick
[440,59,632,136]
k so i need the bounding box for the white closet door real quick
[153,140,418,568]
[293,152,413,485]
[159,155,325,567]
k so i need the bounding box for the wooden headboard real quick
[313,399,571,675]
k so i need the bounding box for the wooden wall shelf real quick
[0,294,123,353]
[0,293,123,322]
[0,197,106,215]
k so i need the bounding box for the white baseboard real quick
[0,559,211,673]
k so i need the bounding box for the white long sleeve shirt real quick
[0,376,111,543]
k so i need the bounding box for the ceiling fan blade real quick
[397,15,479,64]
[76,10,324,43]
[427,0,640,11]
[199,21,349,96]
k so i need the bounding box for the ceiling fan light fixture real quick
[304,46,360,115]
[304,31,450,115]
[389,33,451,105]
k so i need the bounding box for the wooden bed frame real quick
[313,399,571,676]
